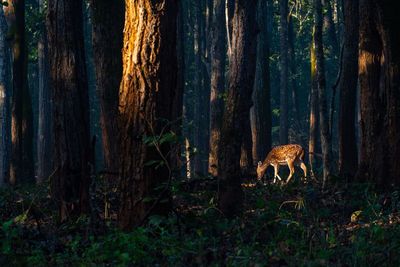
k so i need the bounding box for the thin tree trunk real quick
[47,0,92,221]
[5,0,34,184]
[322,0,339,56]
[308,28,319,177]
[279,0,289,144]
[218,0,257,217]
[338,0,358,179]
[209,0,226,177]
[288,14,299,123]
[118,0,178,229]
[0,6,11,186]
[251,0,271,163]
[36,0,52,183]
[89,0,124,177]
[314,0,332,185]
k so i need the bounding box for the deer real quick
[256,144,307,184]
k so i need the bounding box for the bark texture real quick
[314,0,332,184]
[251,0,271,163]
[357,0,400,186]
[118,0,178,229]
[338,0,358,179]
[209,0,226,177]
[47,0,91,221]
[90,0,124,176]
[218,0,257,217]
[5,0,34,184]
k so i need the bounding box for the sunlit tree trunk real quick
[36,0,52,183]
[47,0,91,221]
[118,0,178,229]
[357,0,400,187]
[314,0,332,185]
[89,0,124,177]
[279,0,289,144]
[338,0,358,179]
[0,6,11,186]
[251,0,271,163]
[5,0,34,185]
[209,0,226,177]
[218,0,257,217]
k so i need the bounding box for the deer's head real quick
[256,161,265,180]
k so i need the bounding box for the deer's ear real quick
[258,161,262,166]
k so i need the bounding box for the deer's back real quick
[266,144,304,164]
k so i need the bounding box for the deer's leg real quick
[286,160,295,184]
[300,161,307,181]
[273,165,281,183]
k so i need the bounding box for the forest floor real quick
[1,174,400,266]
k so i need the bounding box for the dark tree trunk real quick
[308,34,319,177]
[0,6,11,186]
[209,0,226,177]
[89,0,124,177]
[5,0,34,184]
[338,0,358,179]
[37,0,52,183]
[314,0,333,185]
[251,0,271,163]
[288,14,299,123]
[357,0,400,187]
[240,114,253,174]
[322,0,339,55]
[218,0,257,217]
[118,0,178,229]
[47,0,91,221]
[279,0,289,144]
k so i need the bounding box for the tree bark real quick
[47,0,91,221]
[209,0,226,177]
[36,0,52,183]
[308,28,319,177]
[118,0,178,229]
[288,14,299,123]
[5,0,34,184]
[279,0,289,144]
[322,0,339,55]
[0,6,11,186]
[240,114,253,174]
[338,0,358,179]
[357,0,400,187]
[89,0,124,177]
[314,0,333,185]
[218,0,257,217]
[251,0,271,163]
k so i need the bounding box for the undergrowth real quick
[1,177,400,266]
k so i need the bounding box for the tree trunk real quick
[251,0,271,163]
[5,0,34,185]
[314,0,332,185]
[47,0,91,221]
[338,0,358,179]
[0,6,11,186]
[357,0,400,187]
[118,0,178,229]
[279,0,289,144]
[218,0,257,217]
[288,14,299,123]
[36,0,52,183]
[308,29,319,177]
[209,0,226,177]
[240,114,253,174]
[89,0,124,177]
[322,0,339,55]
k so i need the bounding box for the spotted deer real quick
[256,144,307,184]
